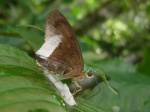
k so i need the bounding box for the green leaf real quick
[0,44,41,73]
[0,44,67,112]
[0,32,25,47]
[87,60,150,112]
[88,82,150,112]
[70,97,109,112]
[11,27,44,51]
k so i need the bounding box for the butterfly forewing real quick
[37,10,84,75]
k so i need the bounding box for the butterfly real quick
[35,10,93,105]
[35,10,118,106]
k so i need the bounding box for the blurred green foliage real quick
[0,0,150,112]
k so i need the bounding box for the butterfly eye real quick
[87,70,94,78]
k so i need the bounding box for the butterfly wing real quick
[36,10,84,75]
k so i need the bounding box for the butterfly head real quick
[83,65,94,78]
[86,70,94,78]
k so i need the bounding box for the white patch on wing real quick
[36,35,62,59]
[44,70,77,106]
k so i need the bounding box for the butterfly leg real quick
[72,81,82,96]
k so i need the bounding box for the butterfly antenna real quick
[79,74,101,104]
[86,74,101,100]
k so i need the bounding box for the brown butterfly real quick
[36,10,91,95]
[36,10,118,106]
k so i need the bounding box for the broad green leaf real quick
[11,27,44,51]
[88,81,150,112]
[0,44,41,72]
[17,27,44,51]
[0,32,25,47]
[0,44,67,112]
[87,60,150,112]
